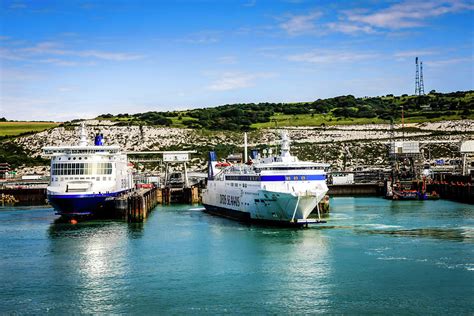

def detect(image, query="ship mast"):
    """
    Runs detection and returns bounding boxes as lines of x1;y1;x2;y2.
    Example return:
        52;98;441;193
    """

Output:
78;123;88;146
280;130;291;157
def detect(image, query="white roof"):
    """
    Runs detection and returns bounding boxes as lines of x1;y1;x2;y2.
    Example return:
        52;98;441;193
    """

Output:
460;140;474;153
42;145;121;155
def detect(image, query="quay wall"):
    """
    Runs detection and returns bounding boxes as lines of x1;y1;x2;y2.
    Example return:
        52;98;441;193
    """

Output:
328;183;384;196
426;183;473;204
0;188;47;205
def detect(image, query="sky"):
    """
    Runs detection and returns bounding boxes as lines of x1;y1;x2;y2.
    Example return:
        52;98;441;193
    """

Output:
1;0;473;121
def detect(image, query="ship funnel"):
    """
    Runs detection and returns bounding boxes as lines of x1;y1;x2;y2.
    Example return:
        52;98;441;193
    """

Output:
78;123;88;146
208;151;218;180
94;133;104;146
250;149;259;160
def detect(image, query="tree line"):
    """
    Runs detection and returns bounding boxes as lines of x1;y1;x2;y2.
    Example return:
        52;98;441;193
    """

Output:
97;90;473;131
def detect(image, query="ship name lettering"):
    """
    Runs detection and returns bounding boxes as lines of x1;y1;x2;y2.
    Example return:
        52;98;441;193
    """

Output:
219;194;240;207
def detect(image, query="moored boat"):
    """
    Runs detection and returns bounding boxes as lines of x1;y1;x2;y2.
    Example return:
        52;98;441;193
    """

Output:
42;124;133;216
202;131;329;226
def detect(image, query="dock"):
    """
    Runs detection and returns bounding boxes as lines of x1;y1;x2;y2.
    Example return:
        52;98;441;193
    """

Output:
328;183;384;196
0;187;47;205
113;186;201;222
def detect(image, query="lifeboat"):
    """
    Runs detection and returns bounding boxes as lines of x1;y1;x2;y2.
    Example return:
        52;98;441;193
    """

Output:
216;162;232;168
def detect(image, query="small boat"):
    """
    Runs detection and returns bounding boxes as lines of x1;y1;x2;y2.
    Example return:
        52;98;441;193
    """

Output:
391;189;419;200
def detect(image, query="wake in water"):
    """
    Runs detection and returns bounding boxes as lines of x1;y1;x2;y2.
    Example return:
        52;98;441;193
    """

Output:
188;207;206;211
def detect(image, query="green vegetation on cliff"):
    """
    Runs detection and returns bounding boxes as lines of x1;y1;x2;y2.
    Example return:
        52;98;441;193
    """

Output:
98;90;473;131
0;142;48;168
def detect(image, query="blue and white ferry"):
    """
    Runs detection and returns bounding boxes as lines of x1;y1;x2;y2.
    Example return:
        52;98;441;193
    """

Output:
42;124;133;216
202;131;329;226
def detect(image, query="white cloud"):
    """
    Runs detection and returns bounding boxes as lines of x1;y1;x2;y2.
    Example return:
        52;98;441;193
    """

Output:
278;1;474;36
243;0;256;7
394;50;438;58
345;0;474;29
207;72;276;91
325;22;375;34
76;50;144;61
287;50;379;64
38;58;85;67
178;31;220;44
217;56;238;64
58;86;75;92
280;11;322;35
425;56;474;67
0;40;145;65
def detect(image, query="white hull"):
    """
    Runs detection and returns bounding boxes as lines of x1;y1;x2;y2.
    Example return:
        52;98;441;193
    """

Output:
202;180;328;223
203;130;330;225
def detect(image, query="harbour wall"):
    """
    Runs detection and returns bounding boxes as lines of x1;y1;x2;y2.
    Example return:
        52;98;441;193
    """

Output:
114;186;200;222
328;183;384;196
0;188;47;205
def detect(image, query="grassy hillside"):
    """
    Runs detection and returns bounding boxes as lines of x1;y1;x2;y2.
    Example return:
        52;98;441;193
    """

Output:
97;90;474;130
0;141;49;168
0;121;59;137
252;110;473;128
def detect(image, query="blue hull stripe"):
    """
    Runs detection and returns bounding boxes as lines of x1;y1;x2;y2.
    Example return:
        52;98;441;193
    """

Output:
261;175;326;181
47;189;130;216
48;189;128;199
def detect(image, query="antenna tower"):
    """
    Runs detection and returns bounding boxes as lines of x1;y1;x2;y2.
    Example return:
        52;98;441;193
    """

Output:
415;57;420;95
419;61;425;95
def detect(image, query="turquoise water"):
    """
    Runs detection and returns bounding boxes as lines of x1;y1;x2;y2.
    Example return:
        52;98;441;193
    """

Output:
0;198;473;314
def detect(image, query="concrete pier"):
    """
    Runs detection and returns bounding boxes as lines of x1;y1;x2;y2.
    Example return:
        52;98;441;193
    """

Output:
113;186;201;222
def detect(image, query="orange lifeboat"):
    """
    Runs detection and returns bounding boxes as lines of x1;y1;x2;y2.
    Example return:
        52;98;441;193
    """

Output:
216;162;232;168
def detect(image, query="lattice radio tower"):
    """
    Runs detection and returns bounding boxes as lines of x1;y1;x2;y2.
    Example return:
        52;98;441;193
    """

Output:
415;57;420;95
419;61;425;95
415;57;425;95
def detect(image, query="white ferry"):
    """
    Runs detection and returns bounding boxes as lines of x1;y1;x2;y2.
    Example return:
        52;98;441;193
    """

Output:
42;124;133;216
202;131;329;226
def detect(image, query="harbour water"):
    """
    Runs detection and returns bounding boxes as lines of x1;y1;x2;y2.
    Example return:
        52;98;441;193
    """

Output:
0;198;472;314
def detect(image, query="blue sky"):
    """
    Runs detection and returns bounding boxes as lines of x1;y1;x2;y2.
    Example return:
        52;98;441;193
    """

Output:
1;0;473;121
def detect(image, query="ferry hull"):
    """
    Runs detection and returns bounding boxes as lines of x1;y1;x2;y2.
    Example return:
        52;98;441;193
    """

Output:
202;203;317;227
48;191;126;216
202;186;328;226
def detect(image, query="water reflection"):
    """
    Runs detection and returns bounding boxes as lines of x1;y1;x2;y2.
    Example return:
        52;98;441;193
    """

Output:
127;222;144;239
48;220;132;313
355;227;474;242
203;218;333;313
